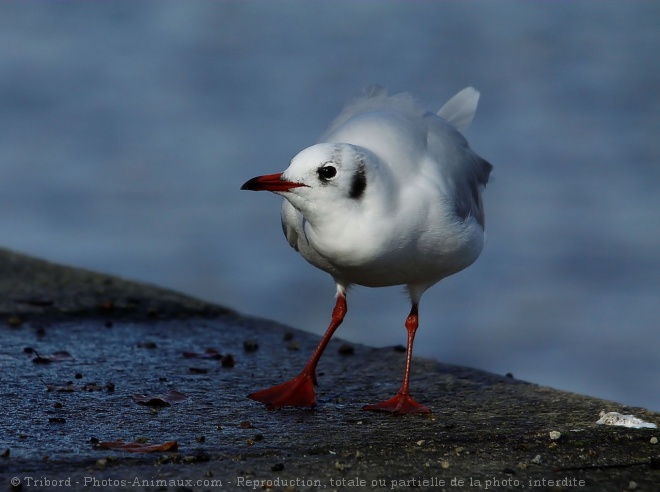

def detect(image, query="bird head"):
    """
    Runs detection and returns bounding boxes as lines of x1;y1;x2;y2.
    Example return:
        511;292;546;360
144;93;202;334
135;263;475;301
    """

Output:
241;143;373;208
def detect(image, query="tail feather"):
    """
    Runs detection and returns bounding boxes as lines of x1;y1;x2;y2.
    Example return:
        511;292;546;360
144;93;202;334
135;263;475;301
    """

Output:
437;87;480;132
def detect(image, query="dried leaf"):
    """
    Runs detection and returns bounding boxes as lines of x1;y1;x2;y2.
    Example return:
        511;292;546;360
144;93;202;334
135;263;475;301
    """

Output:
45;382;76;392
94;440;178;453
82;383;115;392
182;348;222;359
243;340;259;352
31;351;74;364
132;389;188;407
7;316;24;327
14;298;54;307
338;344;355;356
97;300;114;311
45;382;114;392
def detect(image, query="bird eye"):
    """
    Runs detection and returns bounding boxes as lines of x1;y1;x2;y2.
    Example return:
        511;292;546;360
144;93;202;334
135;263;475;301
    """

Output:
317;165;337;182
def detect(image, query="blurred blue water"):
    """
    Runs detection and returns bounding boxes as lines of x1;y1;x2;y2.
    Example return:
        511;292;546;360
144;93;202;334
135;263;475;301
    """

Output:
1;2;659;411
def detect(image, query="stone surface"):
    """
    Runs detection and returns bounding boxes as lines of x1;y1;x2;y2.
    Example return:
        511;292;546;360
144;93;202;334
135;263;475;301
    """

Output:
1;248;658;491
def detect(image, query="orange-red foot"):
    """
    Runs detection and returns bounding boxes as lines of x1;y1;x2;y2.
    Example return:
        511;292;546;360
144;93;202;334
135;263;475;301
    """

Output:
248;371;317;409
363;393;431;415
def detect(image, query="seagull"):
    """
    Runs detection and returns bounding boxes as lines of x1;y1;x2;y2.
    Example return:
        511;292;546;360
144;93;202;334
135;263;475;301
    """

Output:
241;86;492;414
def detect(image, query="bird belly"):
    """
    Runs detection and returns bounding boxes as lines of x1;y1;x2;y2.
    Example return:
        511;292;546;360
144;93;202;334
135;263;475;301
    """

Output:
299;215;484;288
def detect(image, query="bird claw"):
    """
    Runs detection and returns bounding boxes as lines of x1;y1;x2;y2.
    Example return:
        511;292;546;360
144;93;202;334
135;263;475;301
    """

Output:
363;393;431;415
248;371;317;409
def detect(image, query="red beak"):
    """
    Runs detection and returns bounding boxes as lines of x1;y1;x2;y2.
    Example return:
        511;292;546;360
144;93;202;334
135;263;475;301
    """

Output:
241;172;307;192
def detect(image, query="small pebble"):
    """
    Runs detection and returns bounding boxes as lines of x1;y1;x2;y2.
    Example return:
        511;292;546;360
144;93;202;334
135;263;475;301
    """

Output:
650;436;658;444
530;454;542;464
549;431;561;440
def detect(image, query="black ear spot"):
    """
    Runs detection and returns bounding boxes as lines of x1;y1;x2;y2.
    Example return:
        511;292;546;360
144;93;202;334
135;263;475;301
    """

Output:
317;164;337;182
349;162;367;200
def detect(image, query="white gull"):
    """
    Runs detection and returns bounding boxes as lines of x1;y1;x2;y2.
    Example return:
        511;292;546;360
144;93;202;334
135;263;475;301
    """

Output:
241;86;492;414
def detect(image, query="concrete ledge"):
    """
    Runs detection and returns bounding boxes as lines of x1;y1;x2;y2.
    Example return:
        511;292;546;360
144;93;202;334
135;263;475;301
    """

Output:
0;248;230;320
1;248;658;491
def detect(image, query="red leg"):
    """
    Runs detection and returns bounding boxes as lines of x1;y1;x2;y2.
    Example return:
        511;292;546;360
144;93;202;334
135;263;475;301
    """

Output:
248;292;347;409
363;304;431;415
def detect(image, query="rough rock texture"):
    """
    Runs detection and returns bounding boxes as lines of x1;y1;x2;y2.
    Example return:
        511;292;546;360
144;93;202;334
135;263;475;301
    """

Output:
1;248;658;491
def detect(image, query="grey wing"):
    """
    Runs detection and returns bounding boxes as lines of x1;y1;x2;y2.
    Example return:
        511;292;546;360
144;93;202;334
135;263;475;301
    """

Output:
455;150;492;228
426;114;493;228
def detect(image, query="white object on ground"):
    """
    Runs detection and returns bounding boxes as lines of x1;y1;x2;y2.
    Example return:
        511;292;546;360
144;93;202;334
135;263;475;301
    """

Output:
596;411;657;429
